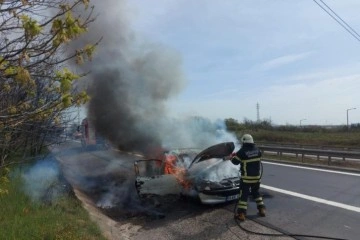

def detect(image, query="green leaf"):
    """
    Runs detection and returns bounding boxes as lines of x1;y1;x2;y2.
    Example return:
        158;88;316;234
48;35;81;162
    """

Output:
4;66;16;76
82;0;90;9
62;95;73;107
20;15;42;39
15;67;32;84
56;68;80;93
83;44;96;61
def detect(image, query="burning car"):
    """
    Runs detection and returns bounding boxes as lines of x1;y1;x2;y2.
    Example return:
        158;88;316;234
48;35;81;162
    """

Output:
134;142;241;204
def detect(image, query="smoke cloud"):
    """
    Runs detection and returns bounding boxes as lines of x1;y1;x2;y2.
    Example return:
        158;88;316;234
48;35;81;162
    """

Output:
70;0;183;153
22;158;72;204
72;0;237;154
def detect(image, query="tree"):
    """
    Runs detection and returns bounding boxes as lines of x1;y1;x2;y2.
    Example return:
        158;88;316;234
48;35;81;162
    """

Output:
225;118;241;132
0;0;99;168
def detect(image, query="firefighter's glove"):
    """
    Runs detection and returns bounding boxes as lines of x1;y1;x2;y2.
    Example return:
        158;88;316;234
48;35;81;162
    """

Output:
229;152;236;159
224;152;236;161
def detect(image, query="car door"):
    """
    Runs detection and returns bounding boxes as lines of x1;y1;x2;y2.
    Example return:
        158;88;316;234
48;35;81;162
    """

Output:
134;159;182;196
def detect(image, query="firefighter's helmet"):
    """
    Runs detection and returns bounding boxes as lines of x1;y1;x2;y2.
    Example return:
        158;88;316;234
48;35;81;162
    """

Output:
241;134;254;144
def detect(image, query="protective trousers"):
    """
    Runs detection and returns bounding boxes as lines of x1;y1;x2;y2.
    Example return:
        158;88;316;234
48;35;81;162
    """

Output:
236;180;265;214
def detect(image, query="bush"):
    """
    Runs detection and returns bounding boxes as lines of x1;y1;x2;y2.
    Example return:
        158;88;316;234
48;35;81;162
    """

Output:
0;167;10;196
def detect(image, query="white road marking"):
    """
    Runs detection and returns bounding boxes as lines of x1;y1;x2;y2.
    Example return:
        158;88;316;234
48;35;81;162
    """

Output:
261;184;360;213
263;161;360;177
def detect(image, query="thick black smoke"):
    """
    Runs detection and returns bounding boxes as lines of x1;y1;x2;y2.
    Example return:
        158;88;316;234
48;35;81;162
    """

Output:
69;0;239;155
71;0;186;154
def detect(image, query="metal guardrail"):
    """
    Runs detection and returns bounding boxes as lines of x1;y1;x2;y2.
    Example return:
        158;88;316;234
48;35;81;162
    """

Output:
258;145;360;165
256;141;360;152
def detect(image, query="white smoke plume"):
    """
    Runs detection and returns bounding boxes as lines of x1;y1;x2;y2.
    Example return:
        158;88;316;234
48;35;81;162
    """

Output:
159;117;239;150
22;159;71;203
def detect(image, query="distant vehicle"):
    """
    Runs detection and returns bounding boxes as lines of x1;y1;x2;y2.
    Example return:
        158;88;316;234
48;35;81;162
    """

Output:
80;118;108;150
134;142;240;204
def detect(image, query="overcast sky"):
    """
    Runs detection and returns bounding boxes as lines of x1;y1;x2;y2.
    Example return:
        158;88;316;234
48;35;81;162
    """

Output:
124;0;360;125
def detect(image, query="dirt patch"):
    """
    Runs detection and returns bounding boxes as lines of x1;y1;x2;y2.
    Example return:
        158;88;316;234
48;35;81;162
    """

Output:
73;189;142;240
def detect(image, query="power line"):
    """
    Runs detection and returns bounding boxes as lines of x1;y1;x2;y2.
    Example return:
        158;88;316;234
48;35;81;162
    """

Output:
319;0;360;39
312;0;360;42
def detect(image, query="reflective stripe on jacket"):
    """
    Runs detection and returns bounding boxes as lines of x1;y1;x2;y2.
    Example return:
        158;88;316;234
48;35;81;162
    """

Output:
231;143;262;183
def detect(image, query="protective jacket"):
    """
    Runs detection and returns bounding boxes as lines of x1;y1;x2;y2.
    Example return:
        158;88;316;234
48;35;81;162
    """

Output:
231;143;262;183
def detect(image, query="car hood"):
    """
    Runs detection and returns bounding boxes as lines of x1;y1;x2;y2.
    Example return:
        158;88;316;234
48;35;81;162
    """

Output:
189;142;235;168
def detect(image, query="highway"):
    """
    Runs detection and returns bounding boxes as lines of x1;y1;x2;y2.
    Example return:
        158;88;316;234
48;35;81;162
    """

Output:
258;161;360;240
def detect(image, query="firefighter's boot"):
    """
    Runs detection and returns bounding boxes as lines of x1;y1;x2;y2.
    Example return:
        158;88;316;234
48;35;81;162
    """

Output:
258;207;266;217
234;212;246;221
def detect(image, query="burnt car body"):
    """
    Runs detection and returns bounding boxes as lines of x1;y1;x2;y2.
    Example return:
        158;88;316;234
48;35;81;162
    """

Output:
134;142;241;204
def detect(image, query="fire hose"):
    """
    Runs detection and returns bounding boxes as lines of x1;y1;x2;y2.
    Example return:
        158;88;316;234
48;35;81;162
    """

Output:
230;162;349;240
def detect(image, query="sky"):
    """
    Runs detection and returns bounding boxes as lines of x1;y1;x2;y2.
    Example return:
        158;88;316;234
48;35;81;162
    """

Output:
117;0;360;126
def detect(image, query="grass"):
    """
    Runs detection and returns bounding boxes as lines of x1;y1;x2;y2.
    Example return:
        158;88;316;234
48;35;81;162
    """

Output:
236;129;360;147
0;174;106;240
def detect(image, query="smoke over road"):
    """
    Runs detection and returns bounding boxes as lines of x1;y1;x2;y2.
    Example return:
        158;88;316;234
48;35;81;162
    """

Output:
72;0;237;153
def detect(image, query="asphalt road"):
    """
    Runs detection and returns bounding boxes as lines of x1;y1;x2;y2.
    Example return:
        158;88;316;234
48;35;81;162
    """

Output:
259;161;360;240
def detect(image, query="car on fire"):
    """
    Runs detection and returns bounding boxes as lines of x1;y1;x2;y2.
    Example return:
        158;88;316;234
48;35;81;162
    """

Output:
134;142;241;204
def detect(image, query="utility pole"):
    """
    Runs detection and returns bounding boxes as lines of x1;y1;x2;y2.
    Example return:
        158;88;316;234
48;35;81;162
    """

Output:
300;118;306;127
256;102;260;122
347;107;356;129
77;106;81;126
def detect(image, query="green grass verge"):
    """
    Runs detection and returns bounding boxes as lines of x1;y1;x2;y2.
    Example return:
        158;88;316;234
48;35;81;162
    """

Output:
0;175;106;240
247;130;360;147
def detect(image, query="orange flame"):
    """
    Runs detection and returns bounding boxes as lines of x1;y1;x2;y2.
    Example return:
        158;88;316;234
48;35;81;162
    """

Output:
164;155;192;190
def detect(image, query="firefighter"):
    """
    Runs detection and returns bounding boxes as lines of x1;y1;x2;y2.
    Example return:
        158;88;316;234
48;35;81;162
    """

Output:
230;134;265;221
